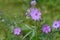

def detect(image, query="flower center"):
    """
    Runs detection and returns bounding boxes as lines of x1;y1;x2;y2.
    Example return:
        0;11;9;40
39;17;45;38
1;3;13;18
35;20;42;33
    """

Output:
45;28;48;31
16;30;19;32
35;13;38;16
55;24;57;26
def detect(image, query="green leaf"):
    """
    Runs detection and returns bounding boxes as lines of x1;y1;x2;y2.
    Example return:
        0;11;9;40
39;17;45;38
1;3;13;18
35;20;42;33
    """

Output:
30;30;36;40
23;31;32;39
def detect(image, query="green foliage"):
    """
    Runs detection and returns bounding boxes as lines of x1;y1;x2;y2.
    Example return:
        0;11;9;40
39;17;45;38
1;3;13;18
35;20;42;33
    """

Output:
0;0;60;40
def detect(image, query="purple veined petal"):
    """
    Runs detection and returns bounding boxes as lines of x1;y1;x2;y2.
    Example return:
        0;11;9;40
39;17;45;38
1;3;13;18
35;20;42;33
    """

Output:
13;27;21;35
30;8;41;16
31;15;41;21
30;8;41;15
42;24;51;34
14;31;20;35
52;21;60;29
45;31;49;34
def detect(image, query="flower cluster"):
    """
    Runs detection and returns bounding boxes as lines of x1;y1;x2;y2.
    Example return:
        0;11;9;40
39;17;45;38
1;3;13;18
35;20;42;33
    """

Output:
13;20;60;35
26;0;41;21
13;0;60;35
42;20;60;34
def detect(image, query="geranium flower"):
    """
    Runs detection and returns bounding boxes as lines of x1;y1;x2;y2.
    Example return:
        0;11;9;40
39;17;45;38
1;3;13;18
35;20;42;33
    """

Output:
13;27;21;35
42;24;51;34
30;8;41;21
52;21;60;29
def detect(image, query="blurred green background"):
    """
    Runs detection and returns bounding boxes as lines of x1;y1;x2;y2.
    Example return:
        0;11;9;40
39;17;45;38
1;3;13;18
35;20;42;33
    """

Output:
0;0;60;40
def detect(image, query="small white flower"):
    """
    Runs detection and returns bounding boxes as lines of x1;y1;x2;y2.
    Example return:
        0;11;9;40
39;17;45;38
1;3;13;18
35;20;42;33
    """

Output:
1;19;5;22
30;0;36;6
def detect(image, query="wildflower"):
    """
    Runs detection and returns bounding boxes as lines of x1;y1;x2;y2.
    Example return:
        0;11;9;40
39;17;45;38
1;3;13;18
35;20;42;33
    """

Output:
52;21;60;29
30;0;36;6
42;24;51;34
13;27;21;35
58;20;60;27
30;8;41;21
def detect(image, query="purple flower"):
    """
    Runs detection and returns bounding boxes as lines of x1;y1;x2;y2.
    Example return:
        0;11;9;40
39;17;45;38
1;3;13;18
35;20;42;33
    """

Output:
30;8;41;21
58;20;60;27
42;24;51;34
13;27;21;35
30;0;36;6
52;21;60;29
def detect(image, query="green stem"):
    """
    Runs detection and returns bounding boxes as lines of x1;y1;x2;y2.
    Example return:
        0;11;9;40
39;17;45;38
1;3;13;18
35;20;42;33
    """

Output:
36;21;38;40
